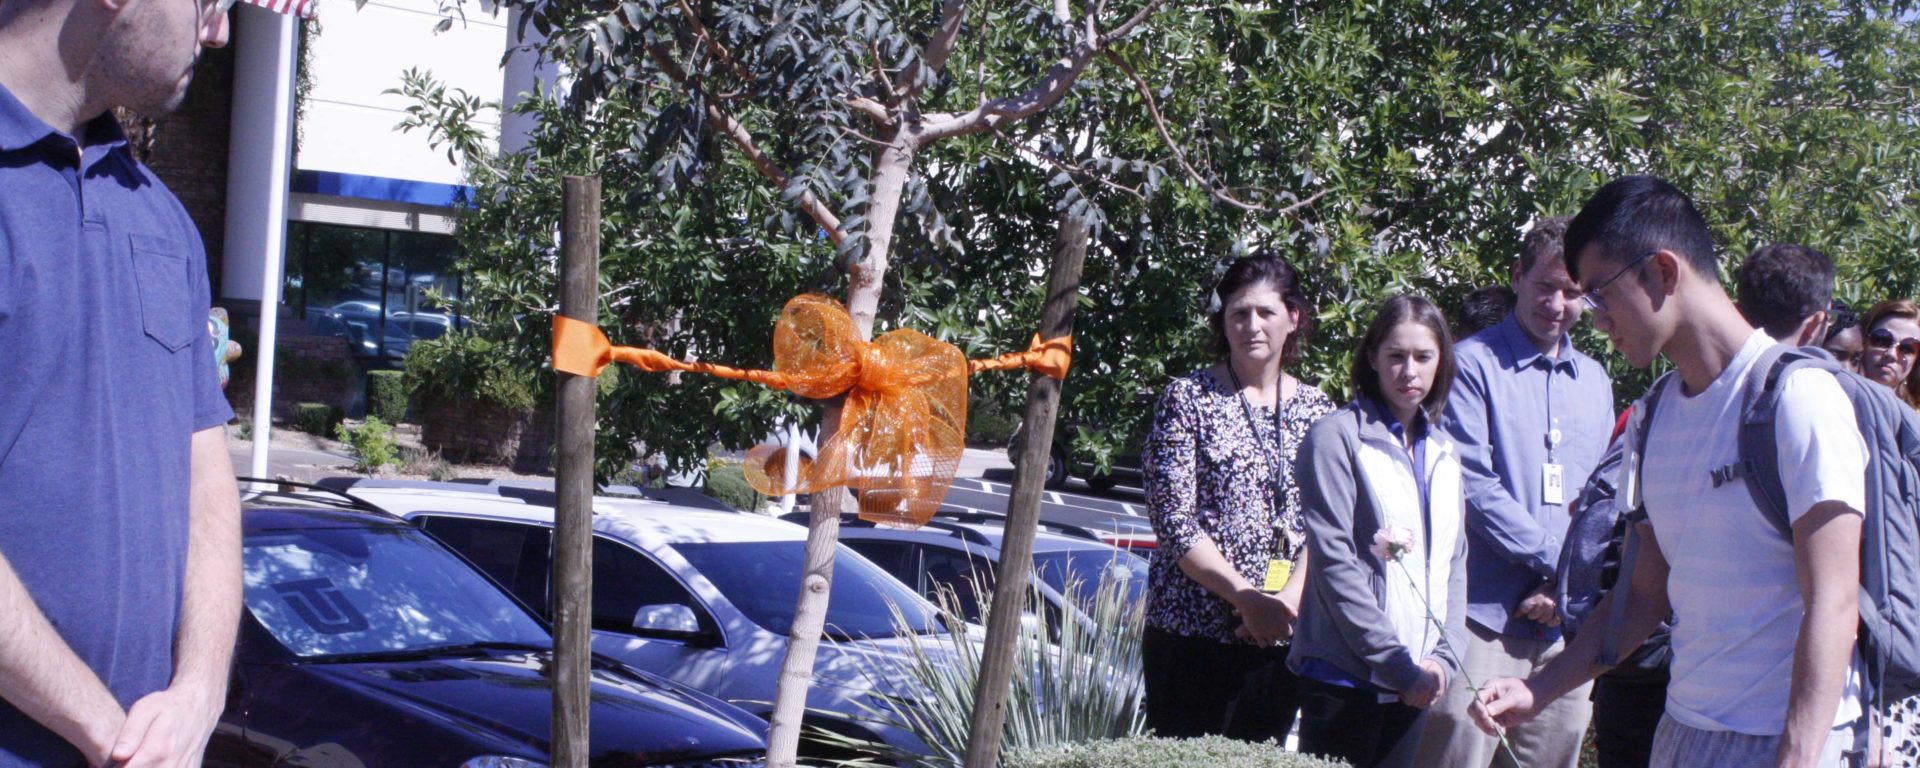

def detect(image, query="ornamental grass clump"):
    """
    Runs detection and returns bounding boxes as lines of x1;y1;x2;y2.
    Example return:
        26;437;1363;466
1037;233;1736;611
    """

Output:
817;571;1146;767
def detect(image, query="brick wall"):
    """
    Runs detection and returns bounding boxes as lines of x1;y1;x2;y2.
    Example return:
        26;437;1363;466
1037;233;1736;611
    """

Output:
226;336;356;421
419;397;554;473
145;39;236;291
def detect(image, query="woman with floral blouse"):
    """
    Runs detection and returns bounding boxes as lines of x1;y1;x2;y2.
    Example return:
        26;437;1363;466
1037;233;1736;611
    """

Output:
1141;252;1337;740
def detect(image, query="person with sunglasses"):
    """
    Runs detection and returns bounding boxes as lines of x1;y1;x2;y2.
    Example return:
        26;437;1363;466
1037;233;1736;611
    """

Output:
1859;300;1920;410
0;0;239;765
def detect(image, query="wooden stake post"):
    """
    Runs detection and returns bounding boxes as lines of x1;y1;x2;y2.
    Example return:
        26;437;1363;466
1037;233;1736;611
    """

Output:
554;175;601;767
963;212;1090;767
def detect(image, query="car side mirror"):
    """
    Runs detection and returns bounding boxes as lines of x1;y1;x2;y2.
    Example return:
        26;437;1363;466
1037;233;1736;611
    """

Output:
632;603;712;645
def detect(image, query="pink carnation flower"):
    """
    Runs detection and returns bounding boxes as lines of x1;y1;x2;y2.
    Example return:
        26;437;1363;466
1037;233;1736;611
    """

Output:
1371;526;1415;562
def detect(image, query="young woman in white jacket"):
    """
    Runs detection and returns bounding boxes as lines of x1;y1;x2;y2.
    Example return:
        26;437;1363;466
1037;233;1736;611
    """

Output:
1288;295;1469;768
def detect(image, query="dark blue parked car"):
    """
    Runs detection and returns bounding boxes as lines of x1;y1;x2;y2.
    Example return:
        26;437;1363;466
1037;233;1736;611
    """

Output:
204;500;768;768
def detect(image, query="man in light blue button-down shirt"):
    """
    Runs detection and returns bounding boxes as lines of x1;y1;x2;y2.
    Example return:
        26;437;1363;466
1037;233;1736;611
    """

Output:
1416;217;1615;768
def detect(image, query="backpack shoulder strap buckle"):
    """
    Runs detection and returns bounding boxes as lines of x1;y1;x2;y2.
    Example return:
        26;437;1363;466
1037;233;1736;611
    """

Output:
1710;460;1754;488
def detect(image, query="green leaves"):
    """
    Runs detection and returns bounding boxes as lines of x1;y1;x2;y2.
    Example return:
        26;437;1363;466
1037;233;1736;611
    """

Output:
405;0;1920;475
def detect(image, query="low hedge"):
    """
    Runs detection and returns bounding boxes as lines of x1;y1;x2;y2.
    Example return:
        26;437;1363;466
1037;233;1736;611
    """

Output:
293;402;343;437
1008;737;1348;768
704;457;764;513
366;369;409;423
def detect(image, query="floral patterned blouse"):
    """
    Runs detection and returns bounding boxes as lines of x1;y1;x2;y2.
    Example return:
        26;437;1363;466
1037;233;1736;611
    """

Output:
1142;368;1338;643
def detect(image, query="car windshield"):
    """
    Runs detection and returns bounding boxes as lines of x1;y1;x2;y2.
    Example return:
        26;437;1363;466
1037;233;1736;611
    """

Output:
1033;547;1150;609
675;542;942;639
243;525;551;659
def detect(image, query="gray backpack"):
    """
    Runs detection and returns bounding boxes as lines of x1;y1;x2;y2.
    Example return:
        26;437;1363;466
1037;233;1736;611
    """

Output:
1603;344;1920;707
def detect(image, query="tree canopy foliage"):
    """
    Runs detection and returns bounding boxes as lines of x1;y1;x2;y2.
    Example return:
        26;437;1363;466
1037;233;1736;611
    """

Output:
400;0;1920;476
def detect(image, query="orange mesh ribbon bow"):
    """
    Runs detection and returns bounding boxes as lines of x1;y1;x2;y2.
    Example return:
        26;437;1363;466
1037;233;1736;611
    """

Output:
552;294;1071;527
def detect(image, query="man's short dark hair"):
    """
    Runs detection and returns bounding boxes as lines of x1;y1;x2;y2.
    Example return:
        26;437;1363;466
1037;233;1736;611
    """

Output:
1735;243;1835;339
1517;216;1571;276
1454;285;1516;340
1562;176;1718;283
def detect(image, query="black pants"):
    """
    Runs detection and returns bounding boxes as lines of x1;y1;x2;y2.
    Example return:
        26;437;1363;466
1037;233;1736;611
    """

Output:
1296;675;1424;768
1141;626;1300;742
1592;671;1669;768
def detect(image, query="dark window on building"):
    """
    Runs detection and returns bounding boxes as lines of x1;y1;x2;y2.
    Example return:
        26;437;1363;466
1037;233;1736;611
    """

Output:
284;221;464;361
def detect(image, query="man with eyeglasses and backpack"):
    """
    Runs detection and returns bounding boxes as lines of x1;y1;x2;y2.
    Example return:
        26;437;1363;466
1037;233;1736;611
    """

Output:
1473;176;1920;767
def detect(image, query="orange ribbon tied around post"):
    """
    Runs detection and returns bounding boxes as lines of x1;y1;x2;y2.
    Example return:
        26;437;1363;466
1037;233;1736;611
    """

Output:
551;294;1071;527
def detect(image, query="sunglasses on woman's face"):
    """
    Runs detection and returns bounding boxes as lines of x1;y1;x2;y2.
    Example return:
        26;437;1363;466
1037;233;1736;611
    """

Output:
1867;327;1920;359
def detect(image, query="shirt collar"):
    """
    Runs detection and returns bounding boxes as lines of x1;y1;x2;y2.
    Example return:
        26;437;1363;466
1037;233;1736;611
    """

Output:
1494;312;1582;378
0;81;58;153
1359;395;1430;444
0;80;128;156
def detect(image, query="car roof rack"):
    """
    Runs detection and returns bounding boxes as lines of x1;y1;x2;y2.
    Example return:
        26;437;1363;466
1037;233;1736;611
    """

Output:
922;509;1106;544
237;476;398;518
317;476;738;514
779;507;1106;548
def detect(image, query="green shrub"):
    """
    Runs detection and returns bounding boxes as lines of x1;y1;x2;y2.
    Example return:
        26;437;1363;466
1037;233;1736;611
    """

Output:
293;402;342;436
336;417;399;473
703;457;763;513
366;369;409;423
1008;737;1348;768
966;394;1022;446
404;331;539;412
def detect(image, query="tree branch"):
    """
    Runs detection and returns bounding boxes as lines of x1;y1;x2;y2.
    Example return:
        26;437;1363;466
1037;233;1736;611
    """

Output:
897;0;969;99
644;45;848;247
917;0;1167;143
1106;50;1319;216
1101;0;1162;43
991;127;1147;202
919;43;1099;141
672;0;753;84
845;96;890;123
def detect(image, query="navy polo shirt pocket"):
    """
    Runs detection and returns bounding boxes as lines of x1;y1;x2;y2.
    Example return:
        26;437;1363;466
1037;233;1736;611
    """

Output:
129;234;193;352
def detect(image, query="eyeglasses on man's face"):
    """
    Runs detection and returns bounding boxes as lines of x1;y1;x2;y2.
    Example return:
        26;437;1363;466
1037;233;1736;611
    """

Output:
1580;250;1658;313
1867;327;1920;360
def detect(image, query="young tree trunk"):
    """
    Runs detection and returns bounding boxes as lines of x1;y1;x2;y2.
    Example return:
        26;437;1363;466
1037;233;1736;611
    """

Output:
962;211;1090;768
553;175;601;768
764;138;910;768
763;418;847;768
842;138;915;335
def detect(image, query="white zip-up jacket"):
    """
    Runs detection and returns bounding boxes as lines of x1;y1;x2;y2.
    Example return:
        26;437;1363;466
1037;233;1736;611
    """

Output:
1288;397;1469;694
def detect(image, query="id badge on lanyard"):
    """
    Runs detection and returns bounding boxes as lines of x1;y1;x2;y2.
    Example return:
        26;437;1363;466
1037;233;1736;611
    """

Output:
1228;368;1296;594
1542;424;1565;505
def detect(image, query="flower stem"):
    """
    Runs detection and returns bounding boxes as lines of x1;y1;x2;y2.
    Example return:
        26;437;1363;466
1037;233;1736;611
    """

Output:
1392;559;1523;768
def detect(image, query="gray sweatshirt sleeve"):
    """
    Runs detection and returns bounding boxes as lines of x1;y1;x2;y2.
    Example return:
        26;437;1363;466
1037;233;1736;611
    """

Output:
1299;415;1424;692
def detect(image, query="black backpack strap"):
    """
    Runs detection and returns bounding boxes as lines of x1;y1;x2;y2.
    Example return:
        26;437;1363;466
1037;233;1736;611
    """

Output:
1601;374;1669;668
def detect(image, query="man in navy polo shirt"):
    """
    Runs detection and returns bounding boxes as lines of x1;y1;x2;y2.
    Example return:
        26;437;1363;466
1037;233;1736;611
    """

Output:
0;0;240;764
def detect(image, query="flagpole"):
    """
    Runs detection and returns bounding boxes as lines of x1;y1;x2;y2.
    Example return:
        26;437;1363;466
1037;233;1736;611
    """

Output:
225;4;300;486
